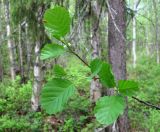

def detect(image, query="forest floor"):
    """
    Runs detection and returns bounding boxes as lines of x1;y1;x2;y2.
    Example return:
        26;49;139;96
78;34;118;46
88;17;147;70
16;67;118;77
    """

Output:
0;55;160;131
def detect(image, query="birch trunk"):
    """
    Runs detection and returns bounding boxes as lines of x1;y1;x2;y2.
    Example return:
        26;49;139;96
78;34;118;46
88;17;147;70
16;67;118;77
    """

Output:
31;6;45;111
26;23;31;79
132;0;141;68
0;48;3;82
31;39;43;111
4;0;16;80
132;0;137;68
0;1;3;81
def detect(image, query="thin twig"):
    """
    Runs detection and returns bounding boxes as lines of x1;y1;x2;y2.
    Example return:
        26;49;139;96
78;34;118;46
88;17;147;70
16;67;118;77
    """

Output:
60;39;90;67
69;0;91;41
132;96;160;110
60;39;160;111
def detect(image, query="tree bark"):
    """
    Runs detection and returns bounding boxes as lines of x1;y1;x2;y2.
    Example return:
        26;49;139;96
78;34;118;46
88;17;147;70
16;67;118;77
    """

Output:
132;0;137;68
31;6;45;111
0;1;4;81
132;0;141;68
145;25;149;56
18;24;25;82
4;0;16;80
25;22;31;79
31;39;43;111
152;0;159;64
107;0;129;131
90;0;102;103
0;48;3;82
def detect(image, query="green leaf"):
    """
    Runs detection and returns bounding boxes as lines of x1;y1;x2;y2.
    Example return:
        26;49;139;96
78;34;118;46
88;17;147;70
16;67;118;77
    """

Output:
53;65;67;78
40;44;65;60
98;62;116;88
94;96;125;125
90;59;103;77
118;80;139;96
90;59;116;88
43;6;71;38
40;78;75;114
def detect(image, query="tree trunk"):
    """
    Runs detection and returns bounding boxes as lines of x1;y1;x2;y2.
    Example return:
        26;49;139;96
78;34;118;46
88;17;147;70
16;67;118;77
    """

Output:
26;22;31;79
90;0;102;103
132;0;141;68
31;39;43;111
0;48;3;82
0;1;3;81
18;24;25;82
132;0;137;68
107;0;129;131
4;0;16;80
152;0;159;64
145;25;149;56
31;6;45;111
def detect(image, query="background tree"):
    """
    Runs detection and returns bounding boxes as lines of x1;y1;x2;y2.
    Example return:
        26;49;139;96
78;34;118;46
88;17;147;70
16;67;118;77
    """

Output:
0;0;160;131
107;0;128;131
4;0;16;80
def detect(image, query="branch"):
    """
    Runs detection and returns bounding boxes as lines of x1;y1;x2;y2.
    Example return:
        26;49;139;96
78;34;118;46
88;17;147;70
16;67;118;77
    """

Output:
60;39;160;111
59;39;90;67
126;0;141;27
60;38;160;111
69;0;91;42
132;96;160;110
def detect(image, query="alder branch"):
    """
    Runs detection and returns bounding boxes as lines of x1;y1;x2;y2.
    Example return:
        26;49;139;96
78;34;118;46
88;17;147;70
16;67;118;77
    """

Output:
59;39;90;67
58;40;160;110
59;1;160;110
132;96;160;110
60;38;160;110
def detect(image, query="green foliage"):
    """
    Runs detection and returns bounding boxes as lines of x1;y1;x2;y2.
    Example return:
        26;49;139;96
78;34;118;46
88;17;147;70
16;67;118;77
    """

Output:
0;77;49;131
66;57;90;88
62;118;74;132
40;6;139;127
98;62;116;88
41;44;65;60
0;115;30;131
0;76;32;112
94;96;125;125
90;59;116;88
41;78;75;114
44;6;71;38
128;55;160;131
53;65;67;78
90;58;103;77
40;6;75;115
118;80;139;96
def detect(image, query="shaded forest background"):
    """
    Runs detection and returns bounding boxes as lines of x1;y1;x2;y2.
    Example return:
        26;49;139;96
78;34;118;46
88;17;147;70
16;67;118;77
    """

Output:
0;0;160;131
